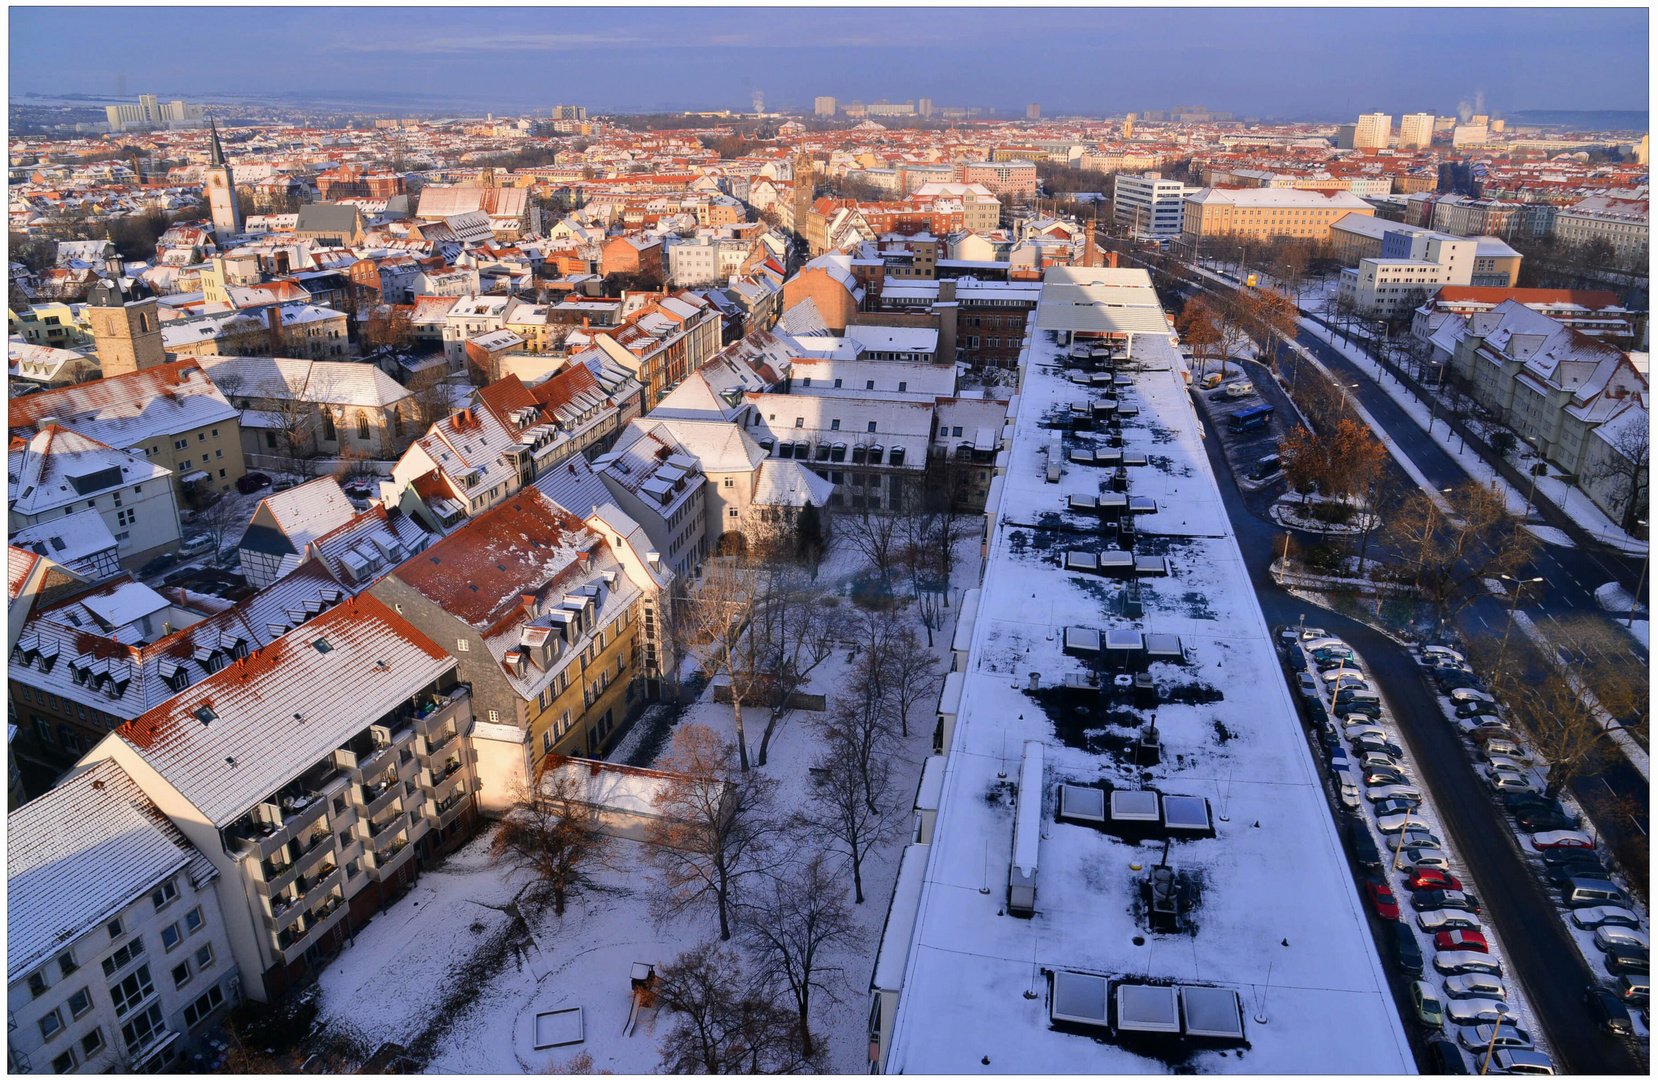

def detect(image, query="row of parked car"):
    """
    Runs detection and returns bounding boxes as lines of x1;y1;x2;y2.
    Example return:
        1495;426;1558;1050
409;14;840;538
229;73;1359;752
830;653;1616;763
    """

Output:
1279;626;1549;1075
1415;643;1649;1041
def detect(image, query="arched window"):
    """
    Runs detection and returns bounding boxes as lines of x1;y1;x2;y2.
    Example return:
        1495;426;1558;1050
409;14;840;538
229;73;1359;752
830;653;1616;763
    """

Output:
356;412;370;440
321;409;337;442
393;407;404;437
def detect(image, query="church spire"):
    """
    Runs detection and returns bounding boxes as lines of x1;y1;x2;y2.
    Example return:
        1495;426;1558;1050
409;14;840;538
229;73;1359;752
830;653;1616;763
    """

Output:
208;116;226;167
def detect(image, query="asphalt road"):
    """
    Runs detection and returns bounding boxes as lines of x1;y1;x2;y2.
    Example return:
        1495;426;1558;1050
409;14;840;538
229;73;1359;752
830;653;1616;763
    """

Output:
1193;396;1644;1075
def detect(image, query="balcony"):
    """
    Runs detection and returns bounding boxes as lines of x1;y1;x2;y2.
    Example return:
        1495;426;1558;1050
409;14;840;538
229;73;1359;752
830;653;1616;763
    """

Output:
428;766;466;804
368;837;415;882
424;753;465;787
257;835;335;898
368;817;407;855
361;778;404;818
432;792;470;830
273;891;349;963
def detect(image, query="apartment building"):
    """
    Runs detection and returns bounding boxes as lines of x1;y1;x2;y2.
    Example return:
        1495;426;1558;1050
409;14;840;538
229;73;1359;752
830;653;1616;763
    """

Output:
7;759;240;1073
1396;113;1436;150
588;292;722;410
744;393;935;512
1329;213;1522;288
236;477;359;589
1438;301;1648;502
81;594;481;1001
8;562;351;764
8;426;181;571
441;294;523;367
1353;113;1391;149
8;358;245;504
1553;196;1649;263
1180;188;1374;244
369;489;674;801
1409;287;1638;349
1112;172;1194;238
958;160;1037;200
539;428;709;575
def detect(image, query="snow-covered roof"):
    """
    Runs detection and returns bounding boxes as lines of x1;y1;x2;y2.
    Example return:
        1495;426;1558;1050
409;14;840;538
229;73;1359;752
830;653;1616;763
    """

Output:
7;357;238;450
198;355;412;409
7;759;217;982
883;267;1414;1074
8;426;172;517
241;476;359;557
844;325;939;356
791;359;957;401
10;508;118;570
116;594;454;827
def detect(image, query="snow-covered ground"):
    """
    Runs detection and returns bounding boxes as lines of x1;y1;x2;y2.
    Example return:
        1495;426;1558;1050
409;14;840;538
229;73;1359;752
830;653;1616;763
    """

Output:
884;318;1413;1072
1595;582;1650;650
308;531;964;1074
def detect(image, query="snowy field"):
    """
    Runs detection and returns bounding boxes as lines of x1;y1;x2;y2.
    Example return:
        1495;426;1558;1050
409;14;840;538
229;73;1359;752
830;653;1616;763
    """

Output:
309;533;966;1074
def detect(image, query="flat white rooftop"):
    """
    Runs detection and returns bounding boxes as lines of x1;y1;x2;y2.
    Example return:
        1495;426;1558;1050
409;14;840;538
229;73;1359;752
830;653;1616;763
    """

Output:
883;268;1413;1074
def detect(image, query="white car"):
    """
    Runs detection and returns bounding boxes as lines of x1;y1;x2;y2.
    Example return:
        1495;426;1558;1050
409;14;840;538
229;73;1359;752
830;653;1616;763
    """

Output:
1323;670;1370;689
1448;687;1493;703
1223;380;1255;398
1594;926;1648;952
1571;905;1641;931
1425;646;1468;665
1367;785;1423;805
1444;973;1507;1001
1378;813;1427;834
1391;829;1443;852
178;534;213;557
1345;723;1388;742
1400;848;1452;871
1435;951;1503;978
1446;998;1513;1026
1481;740;1533;764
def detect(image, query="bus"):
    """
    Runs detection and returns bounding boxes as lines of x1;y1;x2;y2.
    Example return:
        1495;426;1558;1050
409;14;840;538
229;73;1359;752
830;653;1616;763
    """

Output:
1228;404;1275;433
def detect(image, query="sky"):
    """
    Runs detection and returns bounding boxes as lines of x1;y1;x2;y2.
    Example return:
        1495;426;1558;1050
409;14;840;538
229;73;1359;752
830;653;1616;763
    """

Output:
7;6;1650;120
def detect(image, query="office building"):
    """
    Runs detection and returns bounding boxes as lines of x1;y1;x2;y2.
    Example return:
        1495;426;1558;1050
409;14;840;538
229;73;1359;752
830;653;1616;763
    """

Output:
1026;103;1041;120
1112;172;1194;237
814;96;837;118
1181;187;1374;244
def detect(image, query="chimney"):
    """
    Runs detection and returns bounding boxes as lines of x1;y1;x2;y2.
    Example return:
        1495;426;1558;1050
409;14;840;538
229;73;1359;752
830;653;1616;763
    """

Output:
1104;250;1119;269
266;306;284;355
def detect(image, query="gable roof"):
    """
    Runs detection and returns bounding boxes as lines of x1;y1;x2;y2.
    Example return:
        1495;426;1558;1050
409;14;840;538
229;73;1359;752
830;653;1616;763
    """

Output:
240;476;358;557
7;357;238;449
387;488;598;633
8;426;172;517
116;594;454;826
7;759;217;981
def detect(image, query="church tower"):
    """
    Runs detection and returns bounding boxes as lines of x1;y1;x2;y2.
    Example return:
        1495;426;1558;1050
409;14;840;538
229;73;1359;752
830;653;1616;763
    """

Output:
87;267;165;378
203;117;243;241
792;151;816;244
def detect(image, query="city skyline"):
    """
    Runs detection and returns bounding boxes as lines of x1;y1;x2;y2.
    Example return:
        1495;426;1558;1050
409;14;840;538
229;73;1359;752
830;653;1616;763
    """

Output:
8;6;1650;120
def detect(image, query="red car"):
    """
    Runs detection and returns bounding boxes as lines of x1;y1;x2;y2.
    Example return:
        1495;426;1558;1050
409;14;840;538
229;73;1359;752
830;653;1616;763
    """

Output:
1364;879;1401;920
1435;930;1489;953
1405;868;1464;893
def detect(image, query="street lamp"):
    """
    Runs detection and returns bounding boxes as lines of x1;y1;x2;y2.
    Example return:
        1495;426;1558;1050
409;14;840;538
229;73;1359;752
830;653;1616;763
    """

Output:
1629;519;1649;631
1496;574;1545;668
1521;436;1545;522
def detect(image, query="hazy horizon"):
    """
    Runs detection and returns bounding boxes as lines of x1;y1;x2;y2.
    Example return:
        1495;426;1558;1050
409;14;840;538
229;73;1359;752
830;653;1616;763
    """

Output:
8;6;1650;121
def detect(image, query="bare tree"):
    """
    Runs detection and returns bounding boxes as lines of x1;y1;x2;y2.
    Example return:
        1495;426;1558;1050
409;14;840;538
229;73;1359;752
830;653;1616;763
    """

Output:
654;942;815;1075
800;740;900;904
260;377;318;479
489;762;613;917
1586;417;1650;536
194;493;245;567
751;564;837;767
681;557;768;771
646;725;785;941
738;855;863;1057
835;504;903;588
813;607;904;812
1385;480;1539;631
883;623;943;738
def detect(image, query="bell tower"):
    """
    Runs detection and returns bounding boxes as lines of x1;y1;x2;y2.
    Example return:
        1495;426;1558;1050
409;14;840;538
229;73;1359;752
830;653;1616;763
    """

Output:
87;275;165;378
204;116;243;241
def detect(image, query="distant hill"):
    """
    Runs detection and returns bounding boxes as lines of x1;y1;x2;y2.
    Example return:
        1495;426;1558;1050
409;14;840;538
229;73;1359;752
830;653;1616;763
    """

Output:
1505;110;1648;132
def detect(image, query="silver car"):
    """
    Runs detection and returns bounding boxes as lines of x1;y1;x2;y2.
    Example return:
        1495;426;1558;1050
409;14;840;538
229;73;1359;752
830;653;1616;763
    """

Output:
1434;951;1503;978
1443;973;1507;1001
1445;998;1513;1026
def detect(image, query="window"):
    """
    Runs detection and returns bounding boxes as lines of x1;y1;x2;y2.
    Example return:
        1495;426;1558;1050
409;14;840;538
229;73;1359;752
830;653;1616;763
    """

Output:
183;985;224;1028
793;417;804;428
109;964;155;1016
357;413;371;440
829;419;840;431
108;918;124;940
120;1002;165;1055
151;879;178;911
456;638;469;653
898;381;907;392
172;961;192;989
867;421;878;433
39;1010;63;1040
58;951;78;977
52;1050;75;1074
161;923;182;951
174;438;189;451
195;943;214;970
81;1028;104;1058
29;971;48;997
68;988;93;1018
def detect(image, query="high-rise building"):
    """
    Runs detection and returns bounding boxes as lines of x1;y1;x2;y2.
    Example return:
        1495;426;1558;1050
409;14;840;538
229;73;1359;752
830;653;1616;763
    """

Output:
1026;103;1041;120
814;96;838;117
1397;113;1436;150
138;93;160;124
203;117;243;241
1112;172;1193;237
918;98;933;118
1354;112;1391;149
